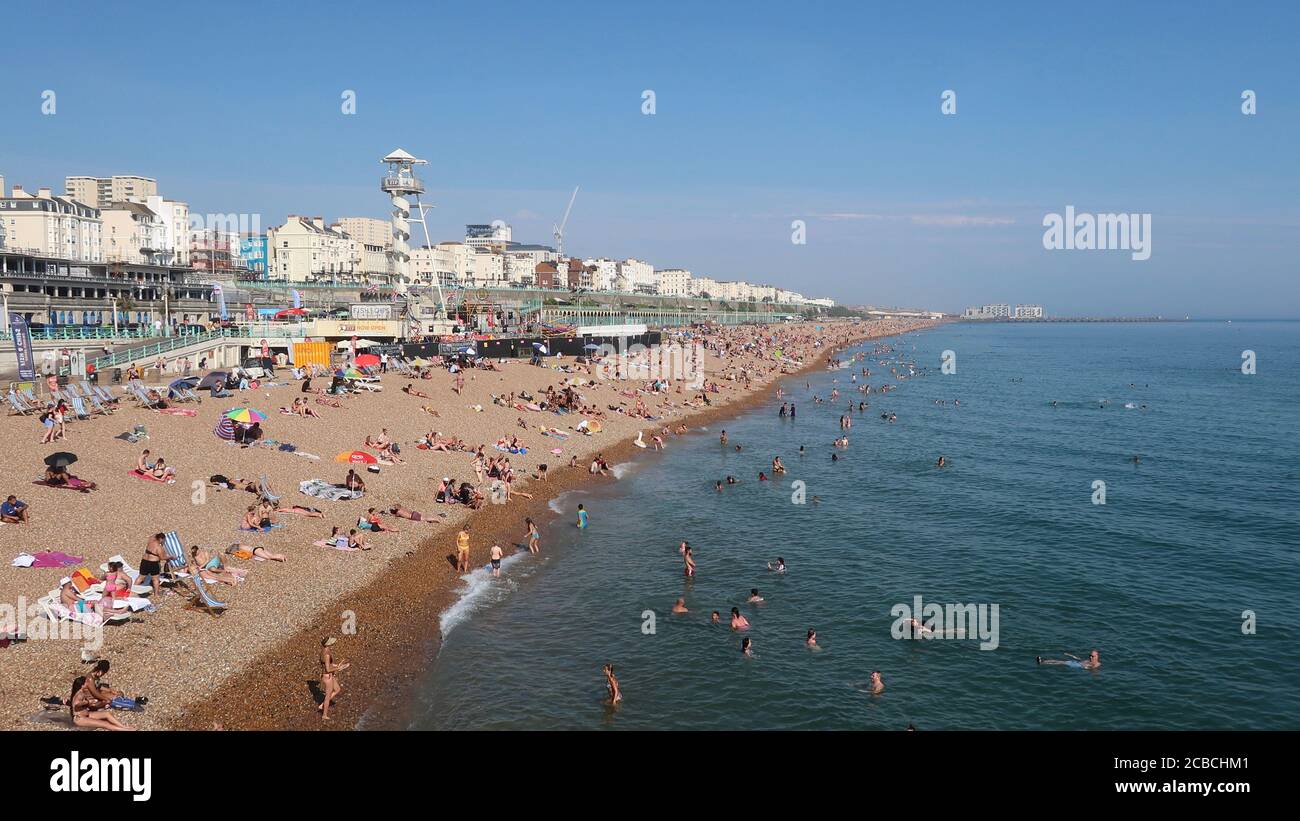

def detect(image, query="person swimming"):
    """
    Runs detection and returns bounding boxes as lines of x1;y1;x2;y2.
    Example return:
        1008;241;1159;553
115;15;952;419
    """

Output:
747;588;764;603
1037;649;1101;670
710;610;721;624
806;628;818;647
936;455;946;468
671;598;688;614
730;607;749;630
767;557;786;573
741;637;754;657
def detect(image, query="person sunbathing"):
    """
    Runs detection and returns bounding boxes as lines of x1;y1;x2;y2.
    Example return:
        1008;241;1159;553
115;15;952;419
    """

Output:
241;505;276;532
364;429;392;449
349;528;370;551
403;384;433;399
316;394;343;408
361;507;399;532
44;465;96;491
376;442;404;464
149;457;176;482
226;542;286;562
60;579;106;621
70;676;133;731
276;504;324;518
293;397;322;418
190;545;246;586
389;504;443;523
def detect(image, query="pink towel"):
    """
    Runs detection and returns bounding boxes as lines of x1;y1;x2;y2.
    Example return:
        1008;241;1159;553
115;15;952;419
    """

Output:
31;551;84;568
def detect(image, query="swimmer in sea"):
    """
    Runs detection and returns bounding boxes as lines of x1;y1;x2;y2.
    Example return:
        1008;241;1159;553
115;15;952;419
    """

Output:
1037;649;1101;670
936;455;946;468
748;588;764;603
767;557;786;573
758;472;768;482
799;445;805;457
806;628;818;648
726;476;740;485
672;598;688;614
683;545;696;577
720;430;728;445
603;664;622;704
831;453;839;462
907;618;935;638
868;671;884;694
715;480;724;491
772;456;786;473
730;607;750;630
741;637;754;657
711;611;721;624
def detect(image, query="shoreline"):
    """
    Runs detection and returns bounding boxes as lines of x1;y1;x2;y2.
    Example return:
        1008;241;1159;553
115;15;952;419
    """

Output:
175;322;938;730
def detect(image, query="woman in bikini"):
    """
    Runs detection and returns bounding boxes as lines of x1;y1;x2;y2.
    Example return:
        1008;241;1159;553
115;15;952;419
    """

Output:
190;545;246;586
318;637;349;721
70;676;134;731
525;517;540;554
226;542;287;562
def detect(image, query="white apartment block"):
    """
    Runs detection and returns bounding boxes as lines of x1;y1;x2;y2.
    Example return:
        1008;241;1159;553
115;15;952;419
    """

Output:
465;222;512;250
749;284;777;303
268;216;355;282
804;297;836;308
775;288;805;305
101;201;167;265
65;175;157;209
657;268;693;297
583;258;621;291
0;185;102;262
145;195;189;266
332;217;394;281
1015;304;1044;318
618;258;656;293
691;276;718;298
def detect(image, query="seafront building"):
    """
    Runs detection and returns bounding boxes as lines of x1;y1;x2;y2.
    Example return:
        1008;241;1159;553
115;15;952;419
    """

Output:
65;175;158;209
963;303;1045;319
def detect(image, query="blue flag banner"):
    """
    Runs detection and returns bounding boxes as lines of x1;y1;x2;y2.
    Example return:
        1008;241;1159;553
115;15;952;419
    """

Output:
10;315;36;381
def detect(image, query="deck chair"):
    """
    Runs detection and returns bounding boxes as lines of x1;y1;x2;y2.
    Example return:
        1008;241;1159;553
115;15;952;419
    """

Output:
128;382;163;409
36;590;131;628
68;396;95;420
20;388;42;407
257;474;280;503
6;392;37;416
84;393;113;415
161;532;227;614
89;384;120;404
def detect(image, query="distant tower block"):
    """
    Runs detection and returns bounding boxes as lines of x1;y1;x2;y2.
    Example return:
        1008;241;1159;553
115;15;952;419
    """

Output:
380;148;428;283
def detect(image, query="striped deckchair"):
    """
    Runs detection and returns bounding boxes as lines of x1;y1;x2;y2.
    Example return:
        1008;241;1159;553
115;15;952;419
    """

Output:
257;474;280;503
7;391;37;416
68;396;94;420
161;531;227;614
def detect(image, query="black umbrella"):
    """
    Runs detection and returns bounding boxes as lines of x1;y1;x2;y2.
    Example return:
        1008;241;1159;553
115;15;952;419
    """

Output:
44;452;78;468
198;371;229;390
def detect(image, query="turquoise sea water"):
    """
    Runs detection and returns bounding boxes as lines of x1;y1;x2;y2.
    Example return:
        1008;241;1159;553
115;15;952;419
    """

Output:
408;322;1300;730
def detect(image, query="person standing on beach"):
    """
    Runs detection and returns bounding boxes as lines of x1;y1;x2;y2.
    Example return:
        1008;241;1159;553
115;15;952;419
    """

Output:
456;526;471;572
525;517;540;554
318;637;349;721
489;543;504;577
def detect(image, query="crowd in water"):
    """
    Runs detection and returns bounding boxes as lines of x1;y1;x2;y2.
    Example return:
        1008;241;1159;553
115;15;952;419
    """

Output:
590;326;1102;717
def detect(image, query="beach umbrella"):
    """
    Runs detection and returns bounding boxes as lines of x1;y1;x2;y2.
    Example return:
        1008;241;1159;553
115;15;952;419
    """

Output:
274;307;308;320
44;451;78;468
531;342;549;355
169;376;199;390
214;418;237;440
354;353;380;367
409;357;431;367
225;407;267;424
335;450;378;464
198;371;228;390
343;368;365;379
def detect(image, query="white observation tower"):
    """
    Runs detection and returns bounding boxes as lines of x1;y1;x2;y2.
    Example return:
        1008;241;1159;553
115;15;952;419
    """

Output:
381;148;447;321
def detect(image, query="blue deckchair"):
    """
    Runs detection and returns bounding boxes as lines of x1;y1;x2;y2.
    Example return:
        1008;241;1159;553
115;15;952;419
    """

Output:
161;532;228;614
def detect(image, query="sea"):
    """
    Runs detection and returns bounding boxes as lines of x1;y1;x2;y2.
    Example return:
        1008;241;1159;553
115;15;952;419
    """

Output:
399;321;1300;730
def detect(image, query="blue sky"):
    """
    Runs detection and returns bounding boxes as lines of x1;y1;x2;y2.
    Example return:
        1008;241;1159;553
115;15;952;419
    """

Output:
2;1;1297;316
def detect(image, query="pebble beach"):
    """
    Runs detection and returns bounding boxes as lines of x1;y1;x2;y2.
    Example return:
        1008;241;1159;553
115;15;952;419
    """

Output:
0;319;937;730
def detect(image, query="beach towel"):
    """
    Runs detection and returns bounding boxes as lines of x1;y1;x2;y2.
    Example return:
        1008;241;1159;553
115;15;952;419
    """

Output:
494;445;527;455
299;479;361;502
311;539;358;552
27;551;84;568
128;469;174;484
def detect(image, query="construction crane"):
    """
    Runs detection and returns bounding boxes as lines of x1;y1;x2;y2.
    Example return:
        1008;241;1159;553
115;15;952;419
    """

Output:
552;185;579;261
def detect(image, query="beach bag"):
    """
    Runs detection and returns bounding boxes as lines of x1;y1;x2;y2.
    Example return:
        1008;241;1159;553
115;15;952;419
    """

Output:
227;545;255;560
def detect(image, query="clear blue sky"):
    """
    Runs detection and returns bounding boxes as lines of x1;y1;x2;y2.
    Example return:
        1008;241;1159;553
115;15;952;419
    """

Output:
2;1;1297;316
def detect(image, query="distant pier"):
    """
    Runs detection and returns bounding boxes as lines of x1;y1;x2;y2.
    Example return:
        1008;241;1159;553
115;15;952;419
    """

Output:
958;316;1180;324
